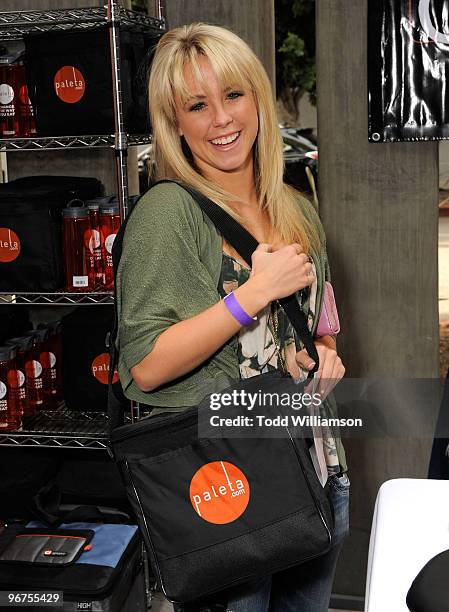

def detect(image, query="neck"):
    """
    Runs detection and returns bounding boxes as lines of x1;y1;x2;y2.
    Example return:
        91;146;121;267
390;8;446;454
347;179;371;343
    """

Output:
197;158;258;208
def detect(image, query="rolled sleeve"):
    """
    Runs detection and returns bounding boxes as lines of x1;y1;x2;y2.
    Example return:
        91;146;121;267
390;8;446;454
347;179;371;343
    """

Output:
116;183;222;391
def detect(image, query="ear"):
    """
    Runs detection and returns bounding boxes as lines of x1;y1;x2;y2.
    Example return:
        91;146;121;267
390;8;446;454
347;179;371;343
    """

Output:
177;124;184;137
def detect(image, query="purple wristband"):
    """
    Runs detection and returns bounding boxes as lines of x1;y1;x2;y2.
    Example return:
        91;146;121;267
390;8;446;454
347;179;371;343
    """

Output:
223;291;257;326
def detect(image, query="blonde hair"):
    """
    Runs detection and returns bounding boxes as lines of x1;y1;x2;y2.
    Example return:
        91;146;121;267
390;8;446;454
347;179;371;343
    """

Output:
148;23;320;253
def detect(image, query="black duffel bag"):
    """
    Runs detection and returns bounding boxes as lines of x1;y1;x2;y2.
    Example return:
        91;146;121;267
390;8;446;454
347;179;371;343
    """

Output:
108;182;334;604
62;306;123;412
0;175;103;292
24;26;158;136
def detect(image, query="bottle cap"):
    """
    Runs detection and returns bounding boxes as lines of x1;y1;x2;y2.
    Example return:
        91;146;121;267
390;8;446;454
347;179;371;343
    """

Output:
29;329;49;344
38;322;61;335
100;202;120;215
86;200;100;212
5;336;33;352
62;206;88;219
0;346;16;361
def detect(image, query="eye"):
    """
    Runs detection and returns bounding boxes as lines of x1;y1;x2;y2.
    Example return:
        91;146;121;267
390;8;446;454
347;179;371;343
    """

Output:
227;91;243;100
189;101;205;112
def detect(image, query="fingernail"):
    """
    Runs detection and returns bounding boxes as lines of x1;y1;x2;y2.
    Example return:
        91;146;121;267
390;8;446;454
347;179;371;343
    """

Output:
307;361;316;370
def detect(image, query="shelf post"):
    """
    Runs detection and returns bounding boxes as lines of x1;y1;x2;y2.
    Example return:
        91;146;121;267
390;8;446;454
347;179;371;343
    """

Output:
107;0;129;223
154;0;165;21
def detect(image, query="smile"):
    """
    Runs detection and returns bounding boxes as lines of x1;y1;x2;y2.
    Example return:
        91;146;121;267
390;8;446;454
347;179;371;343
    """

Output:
210;131;241;146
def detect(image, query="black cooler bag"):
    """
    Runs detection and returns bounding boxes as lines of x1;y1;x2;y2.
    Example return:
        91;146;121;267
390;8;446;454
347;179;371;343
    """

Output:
0;175;103;292
62;307;123;411
24;26;158;136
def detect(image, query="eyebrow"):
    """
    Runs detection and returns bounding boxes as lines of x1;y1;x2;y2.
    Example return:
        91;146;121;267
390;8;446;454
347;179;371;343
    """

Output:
184;86;241;105
185;94;207;102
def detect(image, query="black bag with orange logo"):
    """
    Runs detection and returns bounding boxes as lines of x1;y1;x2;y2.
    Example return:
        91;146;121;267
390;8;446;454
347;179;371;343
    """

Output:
108;182;334;604
24;26;159;136
62;306;123;412
0;176;103;292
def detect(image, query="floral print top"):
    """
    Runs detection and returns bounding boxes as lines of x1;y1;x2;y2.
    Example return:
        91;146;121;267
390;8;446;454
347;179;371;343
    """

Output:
218;251;340;476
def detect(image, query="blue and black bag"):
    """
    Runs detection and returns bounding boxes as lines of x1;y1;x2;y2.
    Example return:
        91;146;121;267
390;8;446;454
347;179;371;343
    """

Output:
0;497;146;612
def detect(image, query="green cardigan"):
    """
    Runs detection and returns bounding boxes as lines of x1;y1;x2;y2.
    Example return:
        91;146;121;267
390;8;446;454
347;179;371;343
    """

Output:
116;182;347;470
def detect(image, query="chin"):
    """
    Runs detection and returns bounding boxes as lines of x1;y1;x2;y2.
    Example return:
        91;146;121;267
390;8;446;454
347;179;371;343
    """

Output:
211;156;252;174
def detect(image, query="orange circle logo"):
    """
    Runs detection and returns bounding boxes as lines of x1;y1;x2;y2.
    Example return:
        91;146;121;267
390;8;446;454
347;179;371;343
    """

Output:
54;66;85;104
189;461;250;524
0;228;20;263
91;353;119;385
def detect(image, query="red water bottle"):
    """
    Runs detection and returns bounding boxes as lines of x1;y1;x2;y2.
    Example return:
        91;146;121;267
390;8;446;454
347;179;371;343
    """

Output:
24;331;45;414
0;346;21;430
5;337;29;421
86;200;104;288
33;328;57;408
62;204;95;292
99;202;121;290
47;321;63;403
38;323;63;404
16;62;36;137
0;55;19;137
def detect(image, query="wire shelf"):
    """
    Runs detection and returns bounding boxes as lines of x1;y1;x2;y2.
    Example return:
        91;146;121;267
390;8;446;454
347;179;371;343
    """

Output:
0;291;114;306
0;405;147;450
0;6;165;40
0;134;151;152
0;406;109;449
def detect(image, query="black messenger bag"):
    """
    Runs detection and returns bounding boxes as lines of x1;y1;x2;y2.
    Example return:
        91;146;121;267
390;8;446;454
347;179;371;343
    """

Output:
108;181;334;604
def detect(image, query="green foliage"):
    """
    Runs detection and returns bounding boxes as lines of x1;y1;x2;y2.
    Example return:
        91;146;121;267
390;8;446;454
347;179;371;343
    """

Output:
276;0;316;114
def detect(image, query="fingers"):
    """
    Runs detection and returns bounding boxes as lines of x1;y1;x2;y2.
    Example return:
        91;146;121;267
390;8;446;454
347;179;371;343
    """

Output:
314;346;345;400
289;243;303;256
303;261;314;281
296;344;345;401
295;348;316;372
282;245;314;285
254;243;273;253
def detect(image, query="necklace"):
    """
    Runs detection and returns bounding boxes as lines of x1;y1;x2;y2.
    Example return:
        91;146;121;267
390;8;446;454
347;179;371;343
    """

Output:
271;302;287;374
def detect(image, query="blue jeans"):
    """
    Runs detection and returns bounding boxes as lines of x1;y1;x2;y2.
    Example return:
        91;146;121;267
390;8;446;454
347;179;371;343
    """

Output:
173;473;350;612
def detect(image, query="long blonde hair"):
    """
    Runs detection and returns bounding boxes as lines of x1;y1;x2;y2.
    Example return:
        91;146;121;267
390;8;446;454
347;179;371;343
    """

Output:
148;23;320;253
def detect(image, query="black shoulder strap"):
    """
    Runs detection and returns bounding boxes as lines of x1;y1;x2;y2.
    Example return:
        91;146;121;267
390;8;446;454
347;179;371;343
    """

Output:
108;180;319;431
31;482;130;527
162;181;319;371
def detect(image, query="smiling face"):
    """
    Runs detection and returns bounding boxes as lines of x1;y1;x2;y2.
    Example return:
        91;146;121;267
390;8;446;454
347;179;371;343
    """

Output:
174;55;259;183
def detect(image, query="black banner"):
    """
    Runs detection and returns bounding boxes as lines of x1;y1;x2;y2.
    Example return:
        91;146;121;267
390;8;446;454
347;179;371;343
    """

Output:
369;0;449;142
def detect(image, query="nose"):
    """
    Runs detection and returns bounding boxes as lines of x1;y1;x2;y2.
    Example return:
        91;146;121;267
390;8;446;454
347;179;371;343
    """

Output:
212;102;233;128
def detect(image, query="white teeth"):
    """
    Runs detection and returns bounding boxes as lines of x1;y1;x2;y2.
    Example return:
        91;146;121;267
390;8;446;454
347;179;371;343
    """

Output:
211;132;240;145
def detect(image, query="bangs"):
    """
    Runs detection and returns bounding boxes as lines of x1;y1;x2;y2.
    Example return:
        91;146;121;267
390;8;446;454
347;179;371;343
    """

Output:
170;42;251;108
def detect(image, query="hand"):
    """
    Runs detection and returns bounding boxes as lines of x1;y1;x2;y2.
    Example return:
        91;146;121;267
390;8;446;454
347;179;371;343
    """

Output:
250;243;315;303
295;335;345;400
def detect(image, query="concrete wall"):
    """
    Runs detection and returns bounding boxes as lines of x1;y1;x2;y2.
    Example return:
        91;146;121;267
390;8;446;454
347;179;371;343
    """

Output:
317;1;440;604
152;0;276;90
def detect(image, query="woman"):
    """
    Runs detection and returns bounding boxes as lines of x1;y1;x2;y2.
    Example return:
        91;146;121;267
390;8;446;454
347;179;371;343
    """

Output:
116;23;349;612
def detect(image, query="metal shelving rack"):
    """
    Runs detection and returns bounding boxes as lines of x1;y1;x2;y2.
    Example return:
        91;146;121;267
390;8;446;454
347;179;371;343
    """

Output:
0;6;163;39
0;291;114;306
0;405;147;450
0;1;165;449
0;406;110;450
0;133;151;152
